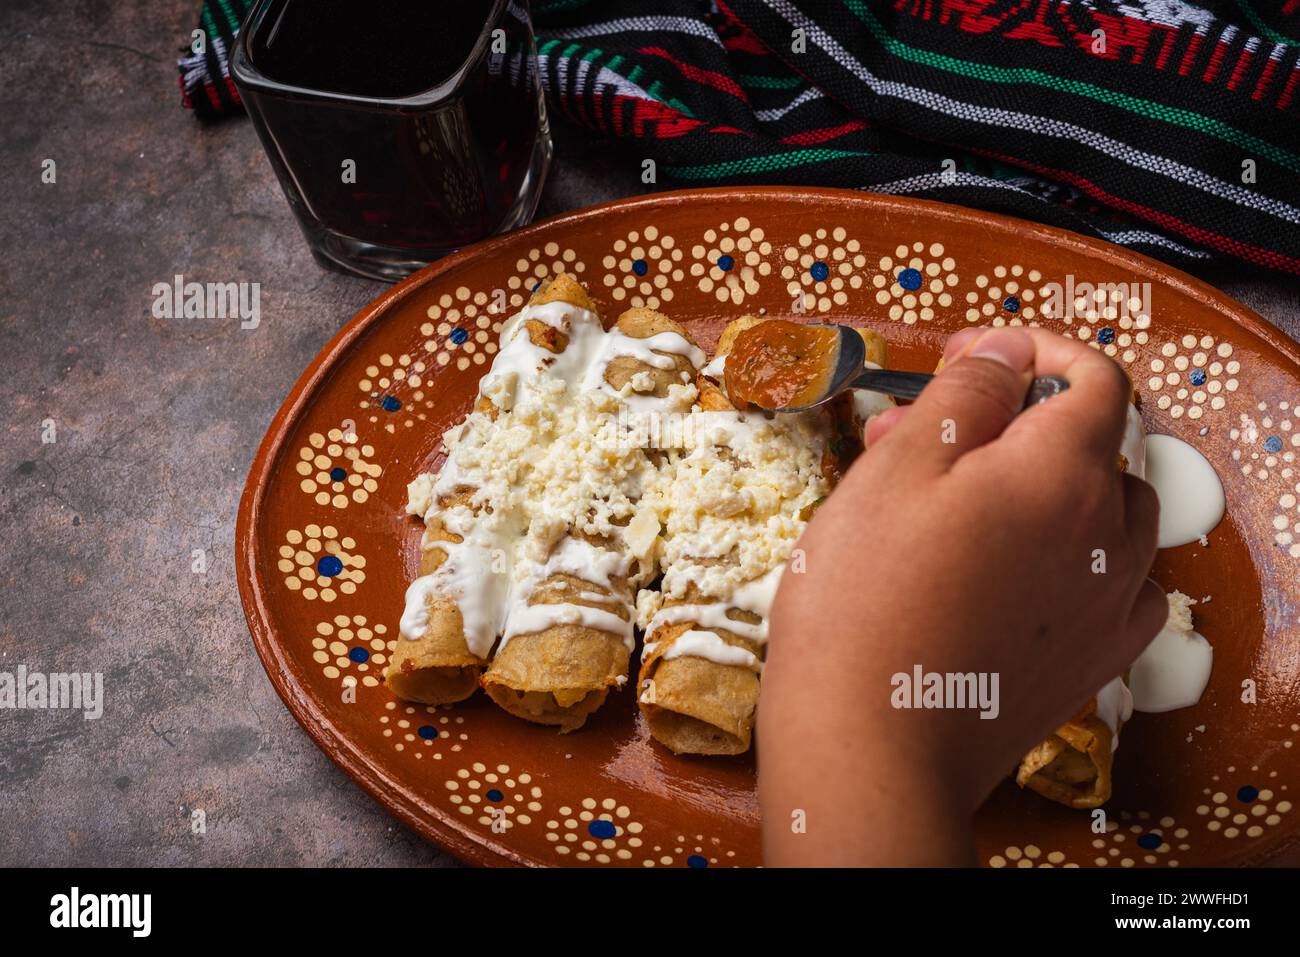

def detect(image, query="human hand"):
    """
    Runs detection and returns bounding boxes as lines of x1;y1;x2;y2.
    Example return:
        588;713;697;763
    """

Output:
758;327;1165;866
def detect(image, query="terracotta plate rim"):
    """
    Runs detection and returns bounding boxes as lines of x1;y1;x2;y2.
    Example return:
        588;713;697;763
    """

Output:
235;186;1300;868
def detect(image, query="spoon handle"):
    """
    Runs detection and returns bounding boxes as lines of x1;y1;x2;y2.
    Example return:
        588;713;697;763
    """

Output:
850;370;1070;409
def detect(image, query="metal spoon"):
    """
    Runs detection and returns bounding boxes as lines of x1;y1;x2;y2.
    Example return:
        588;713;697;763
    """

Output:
768;323;1069;413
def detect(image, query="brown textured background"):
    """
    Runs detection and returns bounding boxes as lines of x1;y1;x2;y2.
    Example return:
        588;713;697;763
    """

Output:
1;0;1297;866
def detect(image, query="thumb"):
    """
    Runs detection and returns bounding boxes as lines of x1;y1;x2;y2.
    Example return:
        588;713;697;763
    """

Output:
878;328;1035;475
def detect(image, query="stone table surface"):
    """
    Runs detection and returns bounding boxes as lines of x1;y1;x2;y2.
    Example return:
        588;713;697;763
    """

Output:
1;0;1298;867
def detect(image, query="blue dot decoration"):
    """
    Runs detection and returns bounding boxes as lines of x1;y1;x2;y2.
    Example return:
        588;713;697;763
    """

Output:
380;395;401;412
717;254;734;272
897;267;923;291
1002;295;1021;313
1265;435;1283;454
449;327;469;345
329;466;347;482
810;260;830;282
317;555;344;578
486;788;504;802
632;259;648;276
1189;368;1207;386
1097;327;1115;345
1136;833;1163;850
417;725;437;740
347;647;369;664
588;820;617;840
1238;784;1259;803
531;280;542;292
687;855;708;868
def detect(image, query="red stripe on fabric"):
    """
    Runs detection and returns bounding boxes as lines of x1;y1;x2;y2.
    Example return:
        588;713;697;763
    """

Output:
710;125;750;135
638;46;749;101
712;0;770;55
204;82;222;111
1203;39;1229;84
1253;53;1280;101
1280;65;1300;110
1285;0;1299;14
628;96;705;138
974;149;1300;274
1178;33;1203;76
1153;26;1176;71
225;76;242;106
1227;49;1253;91
781;120;867;145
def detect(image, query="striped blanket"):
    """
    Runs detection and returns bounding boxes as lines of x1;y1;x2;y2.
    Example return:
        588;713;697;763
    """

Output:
179;0;1300;275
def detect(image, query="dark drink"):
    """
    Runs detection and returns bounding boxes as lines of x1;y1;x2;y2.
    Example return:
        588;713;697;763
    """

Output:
233;0;551;280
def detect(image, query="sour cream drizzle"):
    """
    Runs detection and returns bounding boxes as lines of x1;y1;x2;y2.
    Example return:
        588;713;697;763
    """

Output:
400;298;711;662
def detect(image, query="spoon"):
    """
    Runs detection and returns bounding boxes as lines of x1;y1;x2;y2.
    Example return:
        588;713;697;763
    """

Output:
764;323;1069;413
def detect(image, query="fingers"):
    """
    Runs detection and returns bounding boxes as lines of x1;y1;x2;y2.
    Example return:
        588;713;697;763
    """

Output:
1121;472;1160;564
1000;329;1132;466
1122;577;1169;659
864;405;909;447
942;327;983;364
875;329;1035;475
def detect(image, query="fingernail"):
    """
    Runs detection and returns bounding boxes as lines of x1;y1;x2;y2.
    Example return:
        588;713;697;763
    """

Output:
942;328;981;362
968;329;1034;372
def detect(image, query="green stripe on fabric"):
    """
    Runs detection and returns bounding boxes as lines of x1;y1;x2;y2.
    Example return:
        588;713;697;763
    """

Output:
1233;0;1300;43
668;148;868;179
843;0;1300;174
537;38;561;55
665;96;696;118
581;47;604;63
211;0;243;33
737;73;803;89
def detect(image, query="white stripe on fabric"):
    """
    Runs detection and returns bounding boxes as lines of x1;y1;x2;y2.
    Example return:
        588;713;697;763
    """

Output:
542;17;724;48
753;87;826;121
761;0;1300;224
865;173;1213;258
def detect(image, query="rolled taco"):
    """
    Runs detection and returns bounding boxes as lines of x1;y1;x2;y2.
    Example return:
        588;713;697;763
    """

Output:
1015;676;1132;808
479;304;706;731
636;315;870;755
638;573;775;755
385;273;602;704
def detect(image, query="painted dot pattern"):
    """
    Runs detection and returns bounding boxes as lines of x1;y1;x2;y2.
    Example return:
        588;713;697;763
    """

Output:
506;243;586;309
872;241;958;324
782;226;868;314
691;217;772;305
1039;280;1153;365
296;429;381;508
278;525;366;602
1196;768;1293;841
1231;403;1300;543
965;265;1042;326
603;226;683;309
986;844;1078;869
383;700;467;756
312;615;390;687
1146;336;1236;420
447;763;539;831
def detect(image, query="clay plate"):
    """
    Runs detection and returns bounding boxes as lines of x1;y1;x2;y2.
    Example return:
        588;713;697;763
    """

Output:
237;187;1300;868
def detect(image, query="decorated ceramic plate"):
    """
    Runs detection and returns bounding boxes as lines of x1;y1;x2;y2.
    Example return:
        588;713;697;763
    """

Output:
237;187;1300;868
